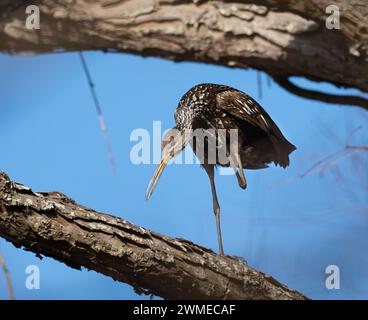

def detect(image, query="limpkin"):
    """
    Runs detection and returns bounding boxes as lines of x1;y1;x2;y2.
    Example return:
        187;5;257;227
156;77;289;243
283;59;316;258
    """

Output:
146;83;296;255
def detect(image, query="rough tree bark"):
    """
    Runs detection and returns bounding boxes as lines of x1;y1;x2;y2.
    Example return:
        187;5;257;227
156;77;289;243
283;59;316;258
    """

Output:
0;0;367;108
0;172;307;300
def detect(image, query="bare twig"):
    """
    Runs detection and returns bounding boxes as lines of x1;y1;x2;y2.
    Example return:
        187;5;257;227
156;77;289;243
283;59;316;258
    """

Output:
266;75;272;88
257;72;263;100
346;145;368;152
79;52;117;173
271;126;367;188
345;125;363;145
299;126;367;178
0;252;15;300
298;147;349;178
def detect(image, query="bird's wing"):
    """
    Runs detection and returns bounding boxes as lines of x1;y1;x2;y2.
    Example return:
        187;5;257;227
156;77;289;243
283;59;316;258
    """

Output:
216;89;283;138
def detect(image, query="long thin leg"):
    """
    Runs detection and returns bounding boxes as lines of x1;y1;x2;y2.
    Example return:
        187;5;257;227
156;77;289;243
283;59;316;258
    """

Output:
205;165;224;255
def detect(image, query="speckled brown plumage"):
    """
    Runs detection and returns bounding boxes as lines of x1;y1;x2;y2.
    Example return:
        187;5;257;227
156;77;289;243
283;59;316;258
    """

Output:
148;83;296;255
174;83;296;170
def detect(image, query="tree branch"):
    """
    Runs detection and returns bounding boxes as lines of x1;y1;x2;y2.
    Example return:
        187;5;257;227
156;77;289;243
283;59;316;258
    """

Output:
273;76;368;111
0;172;307;300
242;0;368;49
1;0;367;109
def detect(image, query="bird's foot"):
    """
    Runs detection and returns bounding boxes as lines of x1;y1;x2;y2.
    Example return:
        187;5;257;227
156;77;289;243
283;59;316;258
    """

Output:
236;173;247;189
230;255;248;265
238;180;247;189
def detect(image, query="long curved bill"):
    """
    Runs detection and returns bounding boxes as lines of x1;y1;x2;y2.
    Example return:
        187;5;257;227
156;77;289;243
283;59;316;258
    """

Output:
145;152;172;200
146;131;191;200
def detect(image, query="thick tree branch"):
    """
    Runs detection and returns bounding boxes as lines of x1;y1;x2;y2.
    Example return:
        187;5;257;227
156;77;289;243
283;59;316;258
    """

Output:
0;0;367;109
242;0;368;49
0;172;307;300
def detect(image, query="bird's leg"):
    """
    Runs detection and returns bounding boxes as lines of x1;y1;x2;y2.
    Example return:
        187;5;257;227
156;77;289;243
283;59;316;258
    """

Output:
205;165;225;256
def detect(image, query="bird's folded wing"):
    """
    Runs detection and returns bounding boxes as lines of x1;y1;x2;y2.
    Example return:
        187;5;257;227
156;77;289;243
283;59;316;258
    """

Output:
215;89;284;139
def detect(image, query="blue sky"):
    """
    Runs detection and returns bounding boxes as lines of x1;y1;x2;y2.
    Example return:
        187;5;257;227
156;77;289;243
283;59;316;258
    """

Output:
0;51;367;299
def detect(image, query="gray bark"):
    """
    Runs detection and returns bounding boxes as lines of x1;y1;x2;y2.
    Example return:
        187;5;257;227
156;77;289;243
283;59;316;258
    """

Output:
0;172;307;300
0;0;367;94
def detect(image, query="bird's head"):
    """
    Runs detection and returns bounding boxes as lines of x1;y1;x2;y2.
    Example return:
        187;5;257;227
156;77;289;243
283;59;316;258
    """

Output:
146;127;190;200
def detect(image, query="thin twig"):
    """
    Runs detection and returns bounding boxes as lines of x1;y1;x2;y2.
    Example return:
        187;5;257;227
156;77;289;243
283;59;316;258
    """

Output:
0;252;15;300
346;145;368;151
79;52;117;173
266;75;272;88
298;147;349;178
345;125;362;145
271;145;367;188
299;125;367;178
257;72;262;100
271;126;367;188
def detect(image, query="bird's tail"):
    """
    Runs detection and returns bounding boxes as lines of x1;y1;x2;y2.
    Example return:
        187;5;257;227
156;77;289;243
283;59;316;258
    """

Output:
270;135;296;168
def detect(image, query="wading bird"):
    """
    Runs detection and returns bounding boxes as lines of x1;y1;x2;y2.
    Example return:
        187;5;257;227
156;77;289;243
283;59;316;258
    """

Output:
146;84;296;255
